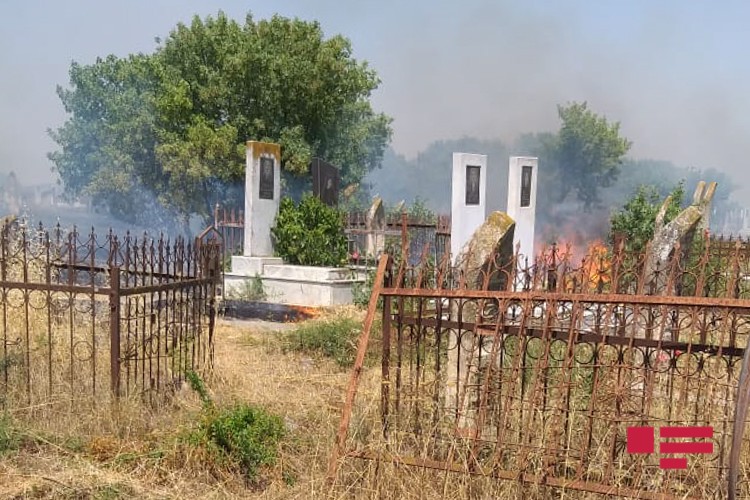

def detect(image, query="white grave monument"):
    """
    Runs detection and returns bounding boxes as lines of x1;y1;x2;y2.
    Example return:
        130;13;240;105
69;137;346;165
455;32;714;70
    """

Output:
451;153;487;261
225;140;363;306
231;141;284;276
506;156;539;261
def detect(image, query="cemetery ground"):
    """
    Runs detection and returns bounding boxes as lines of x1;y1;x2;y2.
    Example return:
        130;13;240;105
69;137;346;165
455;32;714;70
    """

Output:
0;306;644;500
1;296;747;498
0;311;359;499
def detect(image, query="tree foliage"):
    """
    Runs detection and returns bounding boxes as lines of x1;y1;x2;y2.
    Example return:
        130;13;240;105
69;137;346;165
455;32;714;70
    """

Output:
609;182;685;253
49;11;392;231
553;102;632;210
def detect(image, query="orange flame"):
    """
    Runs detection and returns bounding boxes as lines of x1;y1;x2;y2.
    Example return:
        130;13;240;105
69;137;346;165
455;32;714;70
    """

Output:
582;240;611;290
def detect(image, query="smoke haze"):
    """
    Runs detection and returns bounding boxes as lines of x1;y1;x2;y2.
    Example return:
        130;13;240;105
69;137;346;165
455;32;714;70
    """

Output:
2;0;750;201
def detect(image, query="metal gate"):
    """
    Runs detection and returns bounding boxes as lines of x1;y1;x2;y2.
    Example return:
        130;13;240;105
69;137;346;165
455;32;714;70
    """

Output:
0;222;219;411
329;240;750;499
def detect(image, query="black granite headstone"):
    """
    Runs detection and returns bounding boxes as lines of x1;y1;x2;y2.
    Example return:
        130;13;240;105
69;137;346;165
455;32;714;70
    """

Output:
465;165;480;205
521;165;532;208
311;158;340;206
259;157;274;200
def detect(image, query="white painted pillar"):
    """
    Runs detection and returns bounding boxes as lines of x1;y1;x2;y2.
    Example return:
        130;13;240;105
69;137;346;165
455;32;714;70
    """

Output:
451;153;487;261
506;156;539;262
243;141;281;257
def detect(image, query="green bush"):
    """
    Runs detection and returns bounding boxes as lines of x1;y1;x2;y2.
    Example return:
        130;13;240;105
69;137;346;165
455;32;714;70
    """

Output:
0;413;18;454
186;371;285;482
227;274;267;301
271;195;347;266
609;181;685;253
283;315;362;367
352;269;383;309
203;404;285;481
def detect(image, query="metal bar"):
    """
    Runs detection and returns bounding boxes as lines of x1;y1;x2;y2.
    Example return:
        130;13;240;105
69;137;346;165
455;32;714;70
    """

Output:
109;266;121;399
344;450;700;500
327;254;390;484
118;277;217;296
389;316;745;357
379;287;750;309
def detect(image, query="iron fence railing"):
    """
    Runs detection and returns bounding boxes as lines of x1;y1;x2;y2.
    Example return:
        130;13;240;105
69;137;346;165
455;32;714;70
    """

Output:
330;236;750;499
0;220;220;411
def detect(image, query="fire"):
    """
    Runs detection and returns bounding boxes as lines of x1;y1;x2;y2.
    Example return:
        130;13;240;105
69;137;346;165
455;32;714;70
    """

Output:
582;240;612;290
546;239;612;292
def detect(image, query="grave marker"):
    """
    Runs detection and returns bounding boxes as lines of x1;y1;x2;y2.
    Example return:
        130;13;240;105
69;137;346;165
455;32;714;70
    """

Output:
451;153;487;261
311;158;340;207
506;156;539;262
244;140;281;257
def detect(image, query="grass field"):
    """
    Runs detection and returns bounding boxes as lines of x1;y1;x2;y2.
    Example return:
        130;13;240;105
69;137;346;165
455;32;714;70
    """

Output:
1;304;748;499
0;312;358;499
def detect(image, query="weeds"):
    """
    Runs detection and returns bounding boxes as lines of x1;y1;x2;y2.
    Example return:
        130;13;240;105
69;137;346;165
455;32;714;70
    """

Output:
282;313;362;367
228;274;267;301
0;413;18;454
186;370;285;483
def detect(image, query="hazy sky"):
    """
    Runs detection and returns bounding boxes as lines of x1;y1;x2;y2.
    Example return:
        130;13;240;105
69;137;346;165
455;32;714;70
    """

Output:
2;1;750;199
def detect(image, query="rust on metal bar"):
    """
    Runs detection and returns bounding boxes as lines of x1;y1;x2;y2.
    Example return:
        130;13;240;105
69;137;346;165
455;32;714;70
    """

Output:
326;254;390;484
345;450;700;500
379;287;750;309
109;266;121;398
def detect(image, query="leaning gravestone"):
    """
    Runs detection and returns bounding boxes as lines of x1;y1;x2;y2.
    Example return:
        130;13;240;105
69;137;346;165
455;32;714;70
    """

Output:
644;181;717;298
365;196;385;257
451;153;488;261
448;211;516;430
311;158;340;207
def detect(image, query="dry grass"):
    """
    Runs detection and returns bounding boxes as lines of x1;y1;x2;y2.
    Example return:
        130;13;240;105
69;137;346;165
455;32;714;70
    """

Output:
1;301;748;499
0;310;357;499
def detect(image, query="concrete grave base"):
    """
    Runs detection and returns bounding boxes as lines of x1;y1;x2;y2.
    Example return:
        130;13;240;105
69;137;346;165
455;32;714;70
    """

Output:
225;256;364;307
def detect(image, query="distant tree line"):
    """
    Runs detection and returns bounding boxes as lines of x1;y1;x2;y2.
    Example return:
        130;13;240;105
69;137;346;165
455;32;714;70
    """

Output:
367;103;739;241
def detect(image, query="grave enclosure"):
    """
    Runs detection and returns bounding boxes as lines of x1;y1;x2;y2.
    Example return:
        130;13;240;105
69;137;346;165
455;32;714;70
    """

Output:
221;145;542;308
224;141;362;307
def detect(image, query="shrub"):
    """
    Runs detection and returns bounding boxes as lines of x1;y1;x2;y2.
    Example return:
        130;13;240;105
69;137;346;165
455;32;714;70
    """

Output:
609;181;685;253
271;195;347;266
283;315;362;367
352;269;382;309
203;404;285;482
227;274;267;301
0;413;19;454
186;371;285;482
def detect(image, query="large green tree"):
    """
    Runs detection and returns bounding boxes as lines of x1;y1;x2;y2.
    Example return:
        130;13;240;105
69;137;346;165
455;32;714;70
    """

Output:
552;102;632;210
49;11;392;232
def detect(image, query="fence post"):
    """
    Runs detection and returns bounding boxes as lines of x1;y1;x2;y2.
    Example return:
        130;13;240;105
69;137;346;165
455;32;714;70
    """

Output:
401;212;408;263
109;266;121;399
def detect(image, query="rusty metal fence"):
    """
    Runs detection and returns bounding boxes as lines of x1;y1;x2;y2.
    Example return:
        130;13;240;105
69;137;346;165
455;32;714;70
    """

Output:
213;203;244;265
329;237;750;499
345;212;451;266
0;221;220;411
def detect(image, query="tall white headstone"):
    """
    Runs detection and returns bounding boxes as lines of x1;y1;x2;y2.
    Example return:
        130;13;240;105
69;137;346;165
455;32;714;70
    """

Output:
244;140;281;257
506;156;538;261
451;153;487;261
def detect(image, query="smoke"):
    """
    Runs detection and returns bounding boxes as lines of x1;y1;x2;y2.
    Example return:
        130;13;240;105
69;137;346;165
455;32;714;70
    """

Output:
2;1;750;238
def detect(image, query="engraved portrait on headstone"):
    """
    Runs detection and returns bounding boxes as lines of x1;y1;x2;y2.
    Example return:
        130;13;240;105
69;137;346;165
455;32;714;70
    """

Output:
521;165;532;208
466;165;480;205
259;157;274;200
